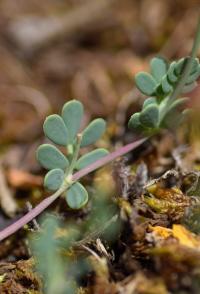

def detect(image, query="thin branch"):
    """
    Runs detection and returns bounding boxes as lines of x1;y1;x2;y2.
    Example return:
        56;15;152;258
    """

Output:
0;186;66;241
0;165;18;217
0;138;146;242
73;138;146;181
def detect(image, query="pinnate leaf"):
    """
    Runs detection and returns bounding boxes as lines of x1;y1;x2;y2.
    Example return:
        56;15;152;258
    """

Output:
37;144;69;170
76;148;109;170
161;76;173;94
43;115;68;146
62;100;84;143
182;82;197;94
140;105;159;128
128;112;143;131
81;118;106;147
169;97;189;110
186;67;200;84
174;57;198;76
175;58;185;75
167;62;178;83
135;72;157;95
66;182;88;209
44;169;64;191
150;57;167;82
143;97;157;109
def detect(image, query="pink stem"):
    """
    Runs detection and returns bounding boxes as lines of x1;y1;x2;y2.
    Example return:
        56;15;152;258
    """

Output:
0;137;146;241
73;138;146;181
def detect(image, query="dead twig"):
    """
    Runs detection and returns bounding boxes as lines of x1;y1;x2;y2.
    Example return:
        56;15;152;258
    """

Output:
0;165;17;217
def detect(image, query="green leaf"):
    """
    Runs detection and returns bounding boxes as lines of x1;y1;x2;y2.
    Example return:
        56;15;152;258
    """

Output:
167;62;178;83
62;100;84;143
37;144;69;170
186;67;200;84
161;98;189;125
30;216;68;294
140;104;159;128
150;57;167;82
66;182;88;209
175;57;198;76
76;148;109;170
162;109;183;129
135;72;157;95
44;169;64;191
81;118;106;147
43;115;68;146
155;84;165;98
143;97;157;109
181;82;197;94
175;58;185;75
188;57;199;74
170;97;189;109
161;76;173;94
128;112;143;131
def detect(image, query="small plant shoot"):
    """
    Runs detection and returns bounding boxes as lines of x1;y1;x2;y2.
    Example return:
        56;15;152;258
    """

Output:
37;100;108;209
129;56;200;135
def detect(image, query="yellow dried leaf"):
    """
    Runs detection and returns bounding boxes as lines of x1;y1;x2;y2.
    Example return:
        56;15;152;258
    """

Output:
172;224;200;249
149;224;200;250
0;274;6;283
149;225;172;239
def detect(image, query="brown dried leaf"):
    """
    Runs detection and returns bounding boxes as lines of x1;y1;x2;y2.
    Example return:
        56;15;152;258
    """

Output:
7;168;43;189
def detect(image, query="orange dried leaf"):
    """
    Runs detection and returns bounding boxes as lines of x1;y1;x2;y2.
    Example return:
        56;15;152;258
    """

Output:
7;169;43;189
172;224;200;249
149;225;172;239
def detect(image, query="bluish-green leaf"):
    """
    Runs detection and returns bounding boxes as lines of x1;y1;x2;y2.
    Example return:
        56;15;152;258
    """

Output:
143;97;157;109
62;100;84;143
161;76;173;94
81;118;106;147
36;144;69;170
167;62;178;83
189;58;199;74
175;57;198;76
186;67;200;84
135;72;157;95
170;97;189;109
155;84;165;98
128;112;143;131
175;58;185;75
181;82;197;94
43;115;68;146
161;98;189;124
140;104;159;128
76;148;109;170
66;182;88;209
44;169;64;191
150;57;167;82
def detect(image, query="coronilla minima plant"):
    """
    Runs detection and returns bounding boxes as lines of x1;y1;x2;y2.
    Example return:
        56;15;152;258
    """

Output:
0;17;199;242
128;56;200;134
37;100;109;209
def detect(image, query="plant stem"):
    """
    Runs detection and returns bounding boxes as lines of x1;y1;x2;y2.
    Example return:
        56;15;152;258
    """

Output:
169;15;200;102
73;138;147;181
160;15;200;122
0;137;146;241
0;185;66;241
67;134;82;176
